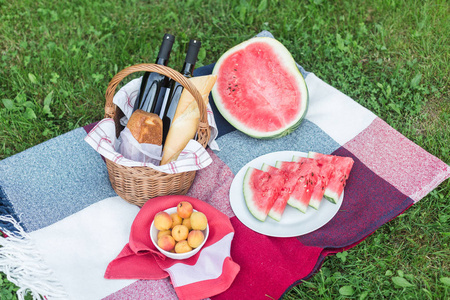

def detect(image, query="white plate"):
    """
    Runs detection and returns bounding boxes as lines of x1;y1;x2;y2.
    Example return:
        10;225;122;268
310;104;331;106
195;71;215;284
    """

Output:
229;151;343;237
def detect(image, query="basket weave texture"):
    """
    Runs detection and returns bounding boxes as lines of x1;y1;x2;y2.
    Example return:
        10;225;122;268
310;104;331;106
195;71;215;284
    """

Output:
103;64;210;206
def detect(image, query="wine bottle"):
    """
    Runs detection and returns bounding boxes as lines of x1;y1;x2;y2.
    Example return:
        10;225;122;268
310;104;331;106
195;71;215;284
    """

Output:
133;33;175;114
161;39;201;144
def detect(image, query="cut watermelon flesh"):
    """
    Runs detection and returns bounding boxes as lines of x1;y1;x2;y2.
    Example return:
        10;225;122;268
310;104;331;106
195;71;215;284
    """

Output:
307;152;354;204
292;156;336;209
272;160;305;216
261;163;289;221
308;163;334;209
309;176;325;210
216;43;302;133
243;167;280;221
212;37;309;139
287;158;320;213
288;176;312;213
275;160;301;173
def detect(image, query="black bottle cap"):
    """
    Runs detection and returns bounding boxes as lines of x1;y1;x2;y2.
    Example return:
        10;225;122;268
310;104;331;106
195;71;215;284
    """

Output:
157;33;175;60
185;39;201;65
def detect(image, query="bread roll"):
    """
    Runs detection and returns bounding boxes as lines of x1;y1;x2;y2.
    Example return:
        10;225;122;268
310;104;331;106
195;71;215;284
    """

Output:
126;109;163;145
160;75;217;165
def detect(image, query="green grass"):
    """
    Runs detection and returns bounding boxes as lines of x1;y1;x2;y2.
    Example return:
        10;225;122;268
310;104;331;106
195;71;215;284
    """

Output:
1;0;449;299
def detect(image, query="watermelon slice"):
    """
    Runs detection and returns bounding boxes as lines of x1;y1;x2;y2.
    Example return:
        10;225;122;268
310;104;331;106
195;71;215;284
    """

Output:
271;160;306;218
287;157;320;213
309;163;335;209
211;37;309;139
276;160;302;173
261;163;289;221
293;155;335;209
242;167;280;221
307;152;354;203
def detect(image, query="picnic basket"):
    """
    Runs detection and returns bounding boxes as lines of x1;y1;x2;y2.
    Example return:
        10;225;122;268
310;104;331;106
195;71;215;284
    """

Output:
103;63;210;207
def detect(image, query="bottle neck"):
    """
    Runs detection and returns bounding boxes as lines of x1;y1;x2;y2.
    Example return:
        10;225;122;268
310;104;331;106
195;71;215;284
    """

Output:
155;33;175;66
155;57;169;66
180;62;195;77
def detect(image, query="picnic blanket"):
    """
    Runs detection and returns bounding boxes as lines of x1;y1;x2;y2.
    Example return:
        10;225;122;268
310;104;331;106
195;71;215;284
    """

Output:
1;31;449;300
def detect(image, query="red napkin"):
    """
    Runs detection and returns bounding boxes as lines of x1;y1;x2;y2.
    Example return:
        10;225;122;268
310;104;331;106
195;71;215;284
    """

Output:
105;195;240;300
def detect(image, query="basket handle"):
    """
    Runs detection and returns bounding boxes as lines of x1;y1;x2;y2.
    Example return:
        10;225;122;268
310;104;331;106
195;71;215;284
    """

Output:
104;63;210;137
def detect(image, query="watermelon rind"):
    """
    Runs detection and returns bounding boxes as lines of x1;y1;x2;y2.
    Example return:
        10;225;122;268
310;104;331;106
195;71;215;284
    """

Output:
243;167;268;222
308;197;321;210
323;193;338;204
268;207;282;222
261;163;270;172
212;37;309;139
287;195;308;213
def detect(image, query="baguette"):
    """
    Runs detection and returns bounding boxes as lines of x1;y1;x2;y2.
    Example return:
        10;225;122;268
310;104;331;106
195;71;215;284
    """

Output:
126;109;163;145
160;75;217;165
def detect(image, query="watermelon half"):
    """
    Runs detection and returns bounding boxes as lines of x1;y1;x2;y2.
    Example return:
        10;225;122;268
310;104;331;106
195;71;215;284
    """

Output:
211;37;309;139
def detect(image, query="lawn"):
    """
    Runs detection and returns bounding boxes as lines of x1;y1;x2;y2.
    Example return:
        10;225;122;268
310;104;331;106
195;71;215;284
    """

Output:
0;0;449;299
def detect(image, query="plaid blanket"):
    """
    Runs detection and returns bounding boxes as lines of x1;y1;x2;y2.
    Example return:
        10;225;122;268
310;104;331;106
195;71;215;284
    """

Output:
1;31;449;300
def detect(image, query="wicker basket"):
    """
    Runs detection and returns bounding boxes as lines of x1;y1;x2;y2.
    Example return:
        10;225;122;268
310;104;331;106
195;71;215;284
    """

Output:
103;63;210;206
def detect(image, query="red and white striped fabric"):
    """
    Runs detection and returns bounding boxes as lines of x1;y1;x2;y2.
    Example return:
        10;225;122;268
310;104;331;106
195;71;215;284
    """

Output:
105;195;240;300
84;118;212;174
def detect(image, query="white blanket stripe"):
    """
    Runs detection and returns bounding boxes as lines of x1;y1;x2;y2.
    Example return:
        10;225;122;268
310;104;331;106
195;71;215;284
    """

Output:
304;73;376;146
166;233;234;287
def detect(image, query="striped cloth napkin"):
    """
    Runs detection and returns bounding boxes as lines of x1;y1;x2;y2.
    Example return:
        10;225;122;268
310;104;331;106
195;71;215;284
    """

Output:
104;195;240;300
84;118;212;173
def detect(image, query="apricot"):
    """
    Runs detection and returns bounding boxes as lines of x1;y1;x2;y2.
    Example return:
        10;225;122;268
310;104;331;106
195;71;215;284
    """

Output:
177;201;193;219
154;211;172;231
187;230;205;248
174;240;192;254
190;211;208;230
157;229;172;240
170;213;183;228
157;235;175;252
182;217;192;231
171;224;189;241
